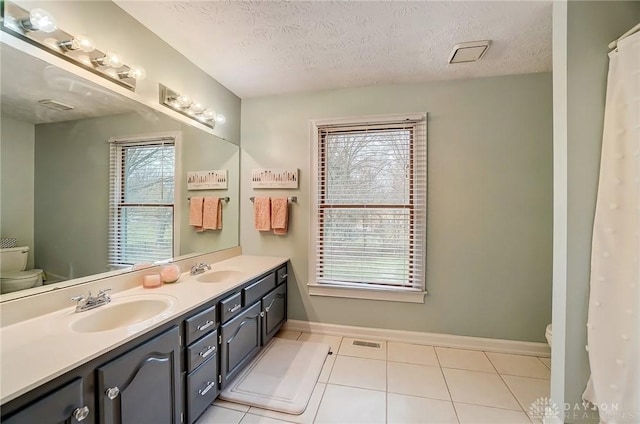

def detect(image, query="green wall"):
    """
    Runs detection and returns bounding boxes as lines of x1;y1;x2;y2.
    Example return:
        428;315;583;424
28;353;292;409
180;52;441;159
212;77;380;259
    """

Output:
0;114;35;269
241;72;553;342
551;1;640;422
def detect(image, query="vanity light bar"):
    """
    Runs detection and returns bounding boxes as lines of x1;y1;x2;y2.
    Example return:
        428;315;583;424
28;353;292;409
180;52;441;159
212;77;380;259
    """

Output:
1;1;145;91
159;84;226;130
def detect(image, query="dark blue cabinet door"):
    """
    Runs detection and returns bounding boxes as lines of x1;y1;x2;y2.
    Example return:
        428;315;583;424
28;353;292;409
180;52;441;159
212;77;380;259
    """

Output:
96;326;182;424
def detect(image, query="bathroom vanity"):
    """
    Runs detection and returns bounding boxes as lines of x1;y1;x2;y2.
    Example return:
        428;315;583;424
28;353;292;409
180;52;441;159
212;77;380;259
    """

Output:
0;255;288;424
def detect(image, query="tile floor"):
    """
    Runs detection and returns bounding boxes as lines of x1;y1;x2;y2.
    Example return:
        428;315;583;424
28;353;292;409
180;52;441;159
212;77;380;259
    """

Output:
196;330;551;424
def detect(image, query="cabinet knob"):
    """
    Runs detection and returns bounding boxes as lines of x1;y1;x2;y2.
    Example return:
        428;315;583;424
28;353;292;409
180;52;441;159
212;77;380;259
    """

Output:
73;406;90;421
105;386;120;400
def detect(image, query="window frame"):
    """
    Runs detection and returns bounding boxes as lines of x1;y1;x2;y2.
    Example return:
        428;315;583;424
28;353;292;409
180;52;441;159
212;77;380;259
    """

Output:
108;131;182;269
309;114;427;303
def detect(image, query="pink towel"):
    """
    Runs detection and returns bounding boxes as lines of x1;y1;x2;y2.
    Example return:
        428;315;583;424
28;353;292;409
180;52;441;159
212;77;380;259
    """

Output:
254;197;271;231
271;197;288;235
189;197;204;232
203;197;222;230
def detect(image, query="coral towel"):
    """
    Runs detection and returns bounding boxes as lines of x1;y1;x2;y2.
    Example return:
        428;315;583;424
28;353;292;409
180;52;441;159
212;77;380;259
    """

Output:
189;197;204;232
271;197;288;235
203;197;222;230
254;197;271;231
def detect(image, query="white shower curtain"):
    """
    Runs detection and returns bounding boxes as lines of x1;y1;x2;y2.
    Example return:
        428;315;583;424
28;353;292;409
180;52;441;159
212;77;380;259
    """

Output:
583;31;640;424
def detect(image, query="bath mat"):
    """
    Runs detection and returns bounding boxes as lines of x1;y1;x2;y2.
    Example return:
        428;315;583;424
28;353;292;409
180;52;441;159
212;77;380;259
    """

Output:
219;337;330;414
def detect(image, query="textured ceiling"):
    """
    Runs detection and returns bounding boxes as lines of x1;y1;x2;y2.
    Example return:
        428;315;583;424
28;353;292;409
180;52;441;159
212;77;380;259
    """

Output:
115;1;552;99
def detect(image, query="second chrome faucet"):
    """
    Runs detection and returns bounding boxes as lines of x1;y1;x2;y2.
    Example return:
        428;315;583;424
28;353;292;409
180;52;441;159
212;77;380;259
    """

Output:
190;263;211;275
71;289;111;313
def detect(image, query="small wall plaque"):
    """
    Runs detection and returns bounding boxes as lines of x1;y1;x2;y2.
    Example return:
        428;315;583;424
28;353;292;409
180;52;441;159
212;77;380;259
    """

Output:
251;168;299;189
187;170;228;190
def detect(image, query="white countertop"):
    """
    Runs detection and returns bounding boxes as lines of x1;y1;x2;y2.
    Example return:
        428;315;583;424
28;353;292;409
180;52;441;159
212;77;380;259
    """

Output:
0;255;287;405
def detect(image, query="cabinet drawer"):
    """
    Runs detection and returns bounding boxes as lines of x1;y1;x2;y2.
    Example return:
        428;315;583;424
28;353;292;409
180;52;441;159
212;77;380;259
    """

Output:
276;265;288;285
186;358;218;424
186;330;218;372
243;273;276;306
220;292;242;323
185;305;217;345
262;284;287;345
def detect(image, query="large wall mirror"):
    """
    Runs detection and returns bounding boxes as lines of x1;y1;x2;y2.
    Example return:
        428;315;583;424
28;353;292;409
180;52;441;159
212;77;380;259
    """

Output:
0;42;240;300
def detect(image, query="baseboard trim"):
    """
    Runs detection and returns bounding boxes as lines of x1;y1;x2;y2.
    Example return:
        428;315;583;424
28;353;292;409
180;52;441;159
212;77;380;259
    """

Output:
283;320;551;357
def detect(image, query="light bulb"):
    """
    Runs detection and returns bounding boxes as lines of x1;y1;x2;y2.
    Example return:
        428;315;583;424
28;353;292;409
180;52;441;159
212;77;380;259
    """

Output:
177;95;192;108
21;8;57;33
75;35;95;52
126;65;146;80
203;109;216;119
190;102;204;113
215;114;226;125
103;52;123;68
58;34;95;53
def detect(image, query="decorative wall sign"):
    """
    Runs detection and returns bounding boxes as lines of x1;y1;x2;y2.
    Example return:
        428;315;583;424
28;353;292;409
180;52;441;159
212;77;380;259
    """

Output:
251;168;299;189
187;170;228;190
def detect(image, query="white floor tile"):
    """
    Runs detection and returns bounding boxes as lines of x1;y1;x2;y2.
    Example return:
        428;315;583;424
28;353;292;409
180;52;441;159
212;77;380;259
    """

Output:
443;368;521;410
248;383;326;424
539;357;551;370
328;355;386;391
338;337;387;360
486;353;551;379
454;403;532;424
214;399;251;413
435;348;496;373
502;375;550;412
314;384;386;424
318;354;336;384
196;406;246;424
388;393;458;423
388;342;439;366
240;414;295;424
388;362;450;401
275;330;302;340
297;333;342;354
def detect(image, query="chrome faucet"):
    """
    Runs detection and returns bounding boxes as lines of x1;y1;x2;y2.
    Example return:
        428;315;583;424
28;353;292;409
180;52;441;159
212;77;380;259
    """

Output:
190;262;211;275
71;289;112;313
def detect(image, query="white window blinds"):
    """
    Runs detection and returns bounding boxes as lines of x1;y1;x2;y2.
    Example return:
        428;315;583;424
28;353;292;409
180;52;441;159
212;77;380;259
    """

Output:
108;137;175;268
313;116;427;291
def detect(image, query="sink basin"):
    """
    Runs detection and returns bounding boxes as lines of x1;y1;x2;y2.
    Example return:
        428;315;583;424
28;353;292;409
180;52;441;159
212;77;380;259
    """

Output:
70;296;175;333
196;270;247;284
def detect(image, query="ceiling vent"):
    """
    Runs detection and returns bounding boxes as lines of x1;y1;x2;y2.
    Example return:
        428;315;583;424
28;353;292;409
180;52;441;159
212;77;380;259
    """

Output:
38;99;74;111
448;40;491;64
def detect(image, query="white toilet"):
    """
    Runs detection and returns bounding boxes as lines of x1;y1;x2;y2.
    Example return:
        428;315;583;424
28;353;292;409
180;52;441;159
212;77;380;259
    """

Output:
0;246;43;294
545;323;553;347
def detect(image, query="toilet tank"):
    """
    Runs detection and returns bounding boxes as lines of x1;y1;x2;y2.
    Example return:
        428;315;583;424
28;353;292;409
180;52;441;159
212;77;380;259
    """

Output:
0;246;29;272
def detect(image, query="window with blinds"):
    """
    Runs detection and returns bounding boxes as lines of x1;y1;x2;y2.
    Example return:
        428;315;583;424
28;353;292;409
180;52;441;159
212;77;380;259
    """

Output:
311;115;427;294
108;136;176;268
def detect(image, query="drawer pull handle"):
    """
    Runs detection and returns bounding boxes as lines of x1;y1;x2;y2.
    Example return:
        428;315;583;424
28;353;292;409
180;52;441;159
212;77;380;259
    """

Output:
199;346;216;358
105;387;120;400
280;273;288;279
197;320;215;331
199;381;216;396
260;311;265;318
73;406;90;421
228;304;241;313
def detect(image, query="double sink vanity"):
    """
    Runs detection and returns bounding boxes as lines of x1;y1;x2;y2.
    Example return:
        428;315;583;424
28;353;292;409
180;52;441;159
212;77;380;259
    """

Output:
0;254;289;424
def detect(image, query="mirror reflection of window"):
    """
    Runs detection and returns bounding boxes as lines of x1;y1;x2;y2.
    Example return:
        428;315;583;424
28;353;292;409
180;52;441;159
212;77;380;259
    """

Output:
108;135;177;268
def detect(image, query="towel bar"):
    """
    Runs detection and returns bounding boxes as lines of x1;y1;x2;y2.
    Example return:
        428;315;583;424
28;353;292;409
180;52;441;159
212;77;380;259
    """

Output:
188;197;230;203
250;196;297;203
